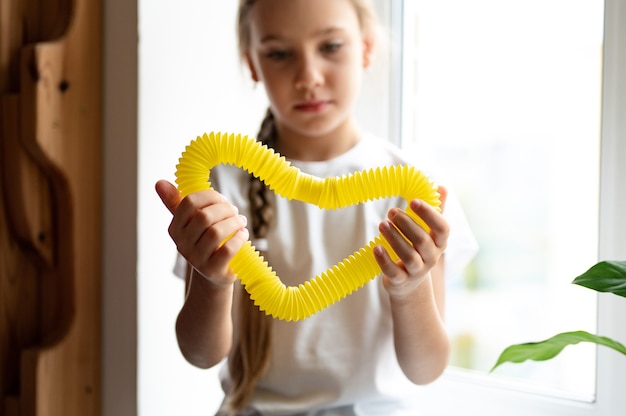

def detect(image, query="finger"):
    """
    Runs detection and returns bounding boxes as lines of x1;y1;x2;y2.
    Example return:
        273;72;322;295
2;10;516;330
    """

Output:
183;201;242;247
387;209;439;270
191;210;247;255
409;199;450;249
204;227;250;274
437;185;448;213
373;244;404;280
379;218;424;276
180;212;247;274
155;179;182;215
168;190;227;235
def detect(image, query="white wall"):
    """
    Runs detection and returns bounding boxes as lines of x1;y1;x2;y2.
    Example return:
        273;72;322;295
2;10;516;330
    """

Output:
137;2;266;414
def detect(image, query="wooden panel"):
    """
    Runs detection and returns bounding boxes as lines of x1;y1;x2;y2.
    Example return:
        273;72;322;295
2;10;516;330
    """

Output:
0;0;102;413
0;94;43;416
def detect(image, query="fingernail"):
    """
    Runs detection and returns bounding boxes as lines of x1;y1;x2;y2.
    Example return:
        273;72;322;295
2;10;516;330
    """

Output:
239;215;247;226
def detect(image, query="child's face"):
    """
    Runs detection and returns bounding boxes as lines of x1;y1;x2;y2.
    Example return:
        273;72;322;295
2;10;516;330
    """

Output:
245;0;372;140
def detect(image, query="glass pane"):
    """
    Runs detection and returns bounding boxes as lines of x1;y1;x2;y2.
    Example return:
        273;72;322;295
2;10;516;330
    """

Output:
401;0;604;400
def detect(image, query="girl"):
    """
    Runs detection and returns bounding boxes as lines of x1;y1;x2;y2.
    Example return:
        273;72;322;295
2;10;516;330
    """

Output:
156;0;477;414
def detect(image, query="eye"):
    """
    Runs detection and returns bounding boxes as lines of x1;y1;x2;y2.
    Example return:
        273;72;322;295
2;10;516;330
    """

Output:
266;49;291;61
321;42;343;54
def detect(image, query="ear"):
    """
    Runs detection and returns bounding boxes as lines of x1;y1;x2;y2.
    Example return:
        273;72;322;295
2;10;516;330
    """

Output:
245;53;260;83
362;36;374;69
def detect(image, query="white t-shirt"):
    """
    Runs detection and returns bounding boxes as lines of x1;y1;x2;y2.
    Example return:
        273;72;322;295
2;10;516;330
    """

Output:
176;133;478;415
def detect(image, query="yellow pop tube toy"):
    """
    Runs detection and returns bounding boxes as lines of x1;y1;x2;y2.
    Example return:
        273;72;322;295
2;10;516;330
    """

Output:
175;132;441;321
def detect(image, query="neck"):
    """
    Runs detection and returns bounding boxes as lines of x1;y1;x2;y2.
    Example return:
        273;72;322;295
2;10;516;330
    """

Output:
274;119;361;162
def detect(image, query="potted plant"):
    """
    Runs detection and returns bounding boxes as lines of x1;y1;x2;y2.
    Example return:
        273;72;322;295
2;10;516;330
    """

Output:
491;260;626;372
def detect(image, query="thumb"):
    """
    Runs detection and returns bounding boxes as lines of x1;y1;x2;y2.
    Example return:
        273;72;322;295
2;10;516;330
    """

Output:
155;179;182;215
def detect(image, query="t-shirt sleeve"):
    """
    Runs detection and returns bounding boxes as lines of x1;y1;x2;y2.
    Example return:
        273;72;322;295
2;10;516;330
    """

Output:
173;251;187;279
441;187;479;280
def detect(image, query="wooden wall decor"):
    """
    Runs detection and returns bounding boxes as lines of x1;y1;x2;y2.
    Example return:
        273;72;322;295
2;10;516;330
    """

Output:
1;0;102;414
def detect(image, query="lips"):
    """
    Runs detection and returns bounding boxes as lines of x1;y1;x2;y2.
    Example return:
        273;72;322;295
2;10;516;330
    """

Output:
294;100;329;112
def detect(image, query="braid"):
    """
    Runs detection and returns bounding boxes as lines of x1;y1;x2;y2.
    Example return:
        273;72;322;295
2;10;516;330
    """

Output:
248;109;277;238
226;108;276;412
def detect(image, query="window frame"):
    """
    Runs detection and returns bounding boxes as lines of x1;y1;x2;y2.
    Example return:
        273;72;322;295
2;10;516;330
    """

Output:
394;0;626;413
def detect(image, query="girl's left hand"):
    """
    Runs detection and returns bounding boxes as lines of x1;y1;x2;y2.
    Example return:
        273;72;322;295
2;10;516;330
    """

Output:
374;186;450;298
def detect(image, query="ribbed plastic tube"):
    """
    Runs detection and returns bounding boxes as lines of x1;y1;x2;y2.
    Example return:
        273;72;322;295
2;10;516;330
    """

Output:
175;132;441;321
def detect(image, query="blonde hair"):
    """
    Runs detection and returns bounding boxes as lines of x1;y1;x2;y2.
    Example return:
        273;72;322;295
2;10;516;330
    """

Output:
237;0;380;60
227;0;381;412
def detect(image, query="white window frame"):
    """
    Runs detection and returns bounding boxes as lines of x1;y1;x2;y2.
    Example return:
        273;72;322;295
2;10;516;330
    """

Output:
395;0;626;414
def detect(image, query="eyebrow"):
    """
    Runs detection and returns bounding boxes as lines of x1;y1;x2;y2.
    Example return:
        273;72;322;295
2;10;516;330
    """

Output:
260;26;347;43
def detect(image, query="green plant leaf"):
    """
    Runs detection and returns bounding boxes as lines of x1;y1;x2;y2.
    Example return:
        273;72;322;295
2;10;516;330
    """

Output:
490;330;626;372
572;260;626;298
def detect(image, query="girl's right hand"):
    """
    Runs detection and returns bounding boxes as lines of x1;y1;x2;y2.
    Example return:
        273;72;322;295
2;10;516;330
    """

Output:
155;179;249;287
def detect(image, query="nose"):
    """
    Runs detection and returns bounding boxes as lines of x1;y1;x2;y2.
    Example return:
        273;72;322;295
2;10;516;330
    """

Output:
294;54;324;91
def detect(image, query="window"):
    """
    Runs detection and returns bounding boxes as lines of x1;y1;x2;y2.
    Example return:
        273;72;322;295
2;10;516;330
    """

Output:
398;0;626;414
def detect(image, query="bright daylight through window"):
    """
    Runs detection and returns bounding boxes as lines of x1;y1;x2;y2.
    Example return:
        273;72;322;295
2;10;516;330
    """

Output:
401;0;604;400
